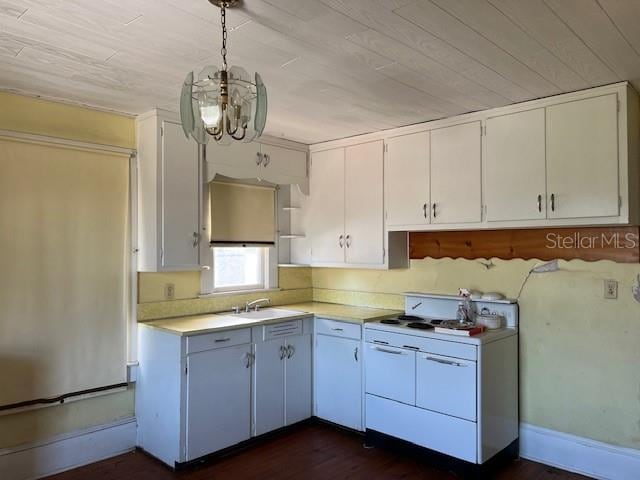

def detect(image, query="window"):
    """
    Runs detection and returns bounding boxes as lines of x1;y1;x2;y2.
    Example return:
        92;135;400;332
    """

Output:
212;247;267;292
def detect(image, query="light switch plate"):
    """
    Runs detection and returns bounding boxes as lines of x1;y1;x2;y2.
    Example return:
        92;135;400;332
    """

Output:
604;279;618;299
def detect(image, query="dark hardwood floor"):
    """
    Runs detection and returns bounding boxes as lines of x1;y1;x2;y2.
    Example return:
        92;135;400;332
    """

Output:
45;423;591;480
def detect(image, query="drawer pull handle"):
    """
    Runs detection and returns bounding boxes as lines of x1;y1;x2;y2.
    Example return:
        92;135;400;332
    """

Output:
215;338;231;343
374;346;405;355
332;328;344;332
425;356;466;367
372;340;389;345
354;347;358;362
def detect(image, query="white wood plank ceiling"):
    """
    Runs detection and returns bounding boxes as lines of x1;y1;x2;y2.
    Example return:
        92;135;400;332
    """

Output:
1;0;640;144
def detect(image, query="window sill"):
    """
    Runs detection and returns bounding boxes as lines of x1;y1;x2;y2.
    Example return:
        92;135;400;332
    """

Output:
198;287;282;299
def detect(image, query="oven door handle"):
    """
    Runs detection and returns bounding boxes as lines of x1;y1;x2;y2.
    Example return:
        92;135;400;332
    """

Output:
372;346;406;355
424;355;466;367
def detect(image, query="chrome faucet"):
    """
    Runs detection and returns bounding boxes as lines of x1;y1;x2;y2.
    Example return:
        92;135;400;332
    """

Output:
245;298;271;312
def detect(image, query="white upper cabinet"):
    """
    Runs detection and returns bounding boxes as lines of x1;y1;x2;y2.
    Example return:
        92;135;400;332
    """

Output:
162;122;201;268
430;122;482;224
345;141;384;264
205;140;309;194
260;143;307;184
546;94;619;219
310;141;385;267
137;110;201;272
385;132;430;228
485;109;546;222
309;148;345;264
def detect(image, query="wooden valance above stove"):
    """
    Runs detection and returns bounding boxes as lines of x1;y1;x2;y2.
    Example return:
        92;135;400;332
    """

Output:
409;226;640;263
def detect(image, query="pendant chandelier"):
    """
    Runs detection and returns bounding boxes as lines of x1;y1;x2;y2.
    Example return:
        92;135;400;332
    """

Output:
180;0;267;145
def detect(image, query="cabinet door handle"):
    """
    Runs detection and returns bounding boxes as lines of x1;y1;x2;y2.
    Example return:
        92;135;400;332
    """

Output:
345;234;351;248
424;356;466;367
263;154;270;167
537;194;542;213
339;234;344;248
214;338;231;343
550;193;555;212
423;203;428;219
354;347;358;362
287;345;295;359
245;353;251;368
279;345;286;360
256;152;263;166
432;203;437;218
373;346;405;355
192;231;199;248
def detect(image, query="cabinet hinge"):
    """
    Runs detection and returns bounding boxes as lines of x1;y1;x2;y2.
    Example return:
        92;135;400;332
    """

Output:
384;143;388;153
619;196;622;208
481;125;486;136
160;126;164;136
383;248;386;260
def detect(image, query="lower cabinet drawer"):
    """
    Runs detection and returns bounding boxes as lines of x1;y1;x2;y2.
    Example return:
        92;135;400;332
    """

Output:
366;394;477;463
416;352;477;421
315;318;361;340
186;328;251;354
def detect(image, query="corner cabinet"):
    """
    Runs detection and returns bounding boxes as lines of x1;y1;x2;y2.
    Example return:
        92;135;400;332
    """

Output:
314;319;363;431
136;109;201;272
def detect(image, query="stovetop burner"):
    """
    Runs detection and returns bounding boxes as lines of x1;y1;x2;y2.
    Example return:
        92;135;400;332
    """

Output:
380;318;401;325
397;314;422;321
406;322;434;330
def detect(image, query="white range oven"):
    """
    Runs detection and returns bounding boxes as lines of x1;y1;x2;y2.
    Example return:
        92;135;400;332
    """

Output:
363;292;519;465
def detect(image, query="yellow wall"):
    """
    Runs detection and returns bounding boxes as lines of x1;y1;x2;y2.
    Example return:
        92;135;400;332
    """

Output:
137;267;313;320
313;258;640;450
0;92;135;449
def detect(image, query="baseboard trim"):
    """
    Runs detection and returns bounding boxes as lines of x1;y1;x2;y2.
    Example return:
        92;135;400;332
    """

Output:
520;423;640;480
0;417;136;480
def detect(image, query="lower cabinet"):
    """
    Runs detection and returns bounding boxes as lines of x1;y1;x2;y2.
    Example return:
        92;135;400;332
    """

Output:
315;334;362;430
314;318;363;431
136;318;313;468
253;322;312;436
185;344;251;460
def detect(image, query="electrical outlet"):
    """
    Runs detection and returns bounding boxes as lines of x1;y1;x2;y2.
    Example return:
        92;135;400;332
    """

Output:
604;279;618;299
165;283;175;300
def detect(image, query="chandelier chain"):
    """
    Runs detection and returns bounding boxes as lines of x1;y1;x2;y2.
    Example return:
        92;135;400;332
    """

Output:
220;3;228;71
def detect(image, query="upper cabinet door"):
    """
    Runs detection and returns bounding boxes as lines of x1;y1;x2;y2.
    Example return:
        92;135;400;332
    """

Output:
310;148;345;264
485;109;546;222
546;94;619;219
207;141;259;169
161;121;200;269
260;144;307;180
345;141;384;264
385;132;430;228
430;122;482;224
